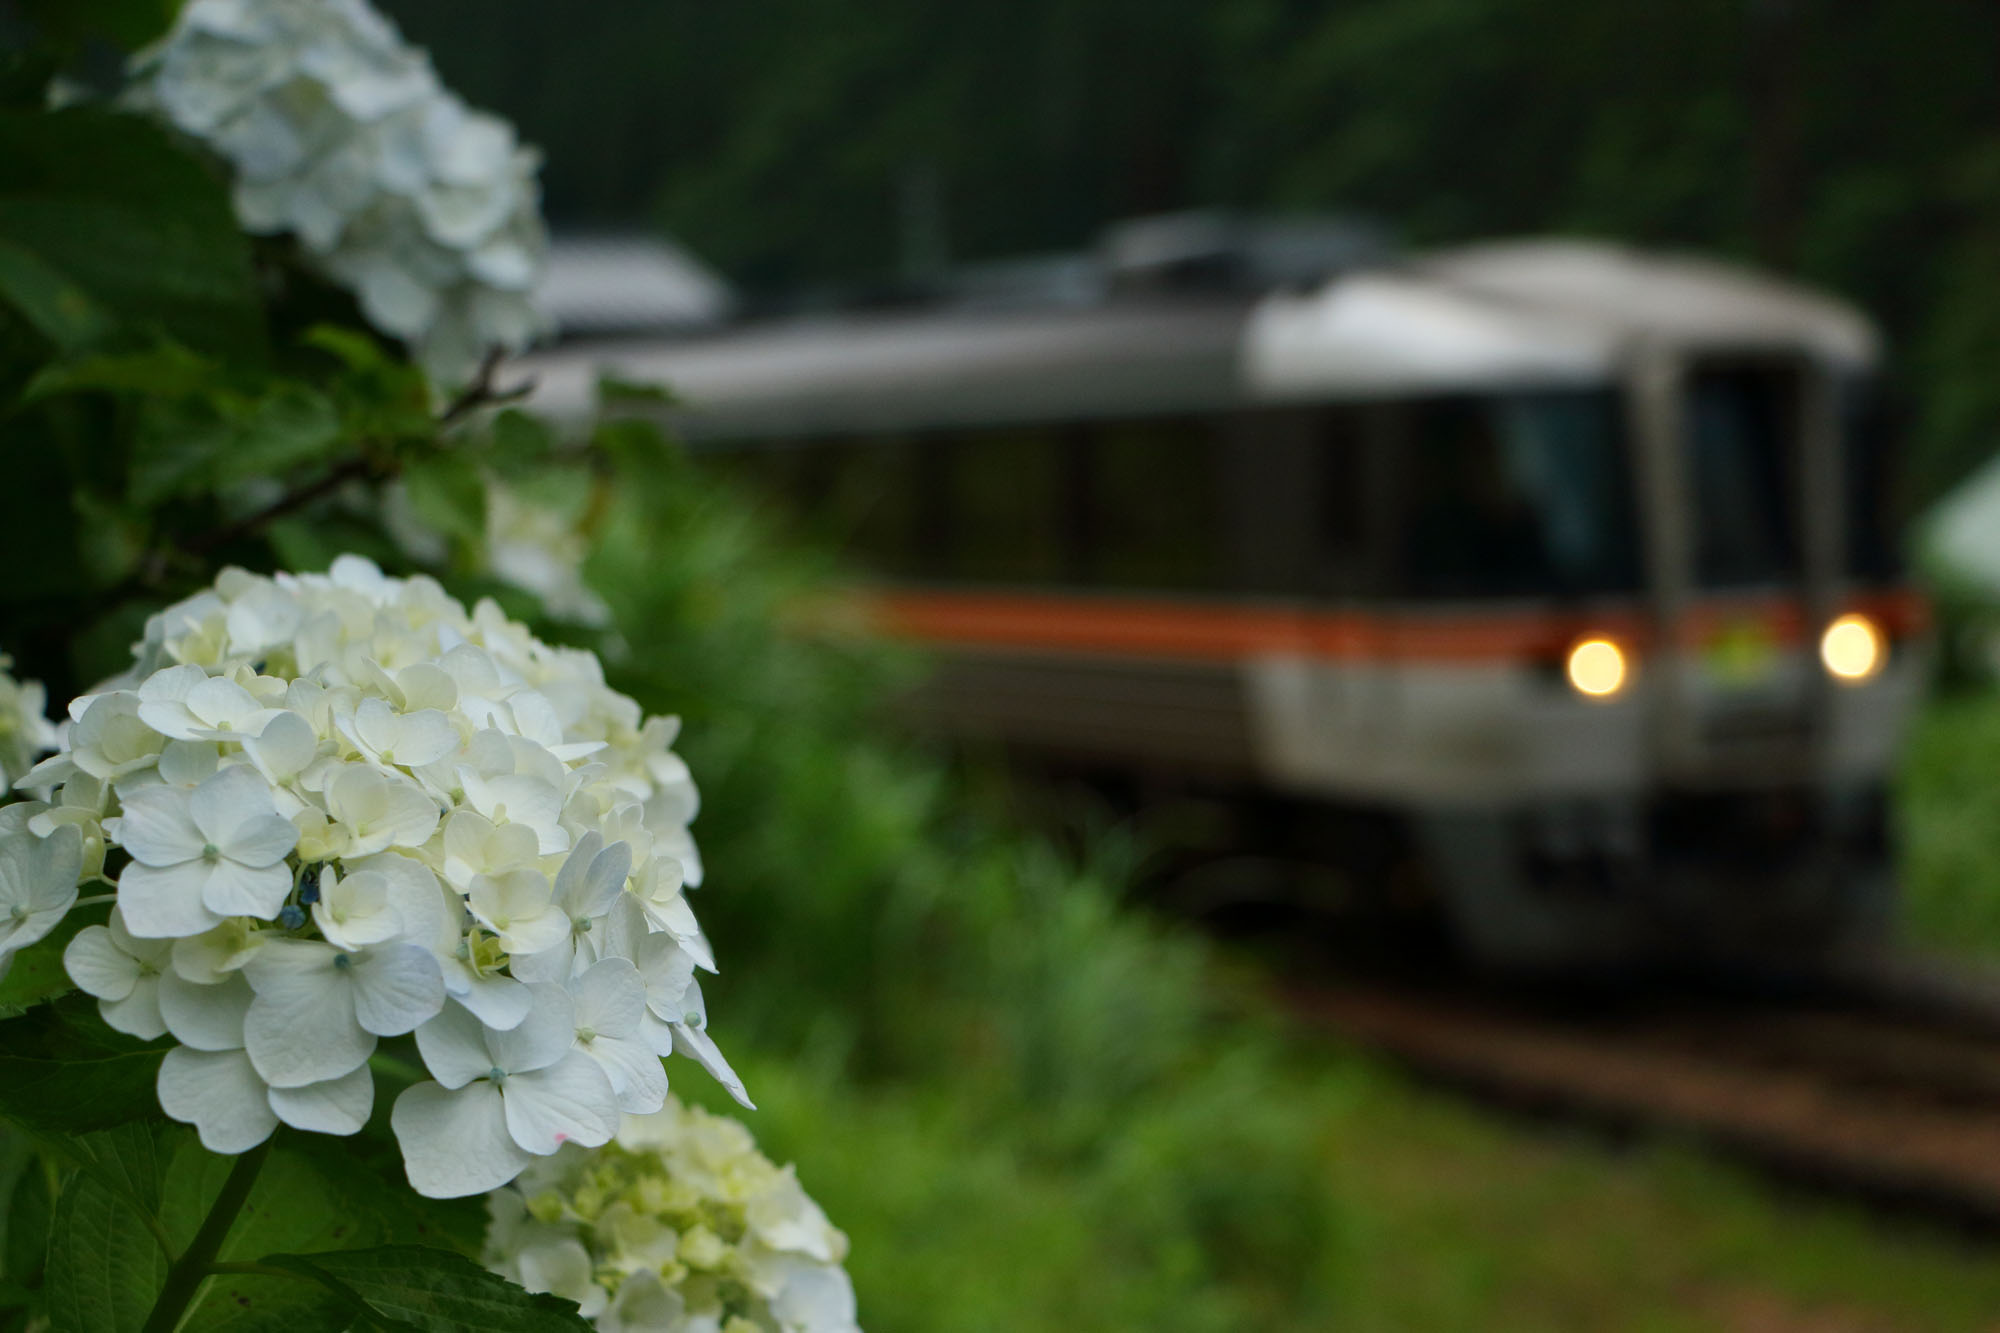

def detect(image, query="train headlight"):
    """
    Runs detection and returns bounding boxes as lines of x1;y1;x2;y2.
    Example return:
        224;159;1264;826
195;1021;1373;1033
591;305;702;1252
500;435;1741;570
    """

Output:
1820;613;1884;683
1565;637;1628;699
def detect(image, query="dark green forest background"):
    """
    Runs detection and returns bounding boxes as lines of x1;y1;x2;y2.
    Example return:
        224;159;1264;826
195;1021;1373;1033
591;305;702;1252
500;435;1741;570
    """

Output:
385;0;2000;504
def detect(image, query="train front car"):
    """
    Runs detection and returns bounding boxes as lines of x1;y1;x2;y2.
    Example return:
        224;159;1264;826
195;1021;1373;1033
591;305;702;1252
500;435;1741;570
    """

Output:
523;228;1924;971
1245;241;1922;967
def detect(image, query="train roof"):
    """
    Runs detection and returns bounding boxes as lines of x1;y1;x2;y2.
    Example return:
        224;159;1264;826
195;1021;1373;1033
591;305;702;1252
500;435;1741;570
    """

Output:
520;237;1881;439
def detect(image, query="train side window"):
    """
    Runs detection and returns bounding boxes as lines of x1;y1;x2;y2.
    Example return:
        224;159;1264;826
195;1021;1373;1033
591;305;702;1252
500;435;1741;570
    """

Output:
1087;419;1224;591
702;439;811;527
821;436;925;576
941;428;1066;583
1397;390;1639;598
1218;409;1320;597
1317;407;1369;594
704;436;931;579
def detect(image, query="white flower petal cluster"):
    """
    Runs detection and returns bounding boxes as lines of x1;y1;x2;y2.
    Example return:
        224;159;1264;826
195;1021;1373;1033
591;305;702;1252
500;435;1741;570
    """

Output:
486;483;612;629
21;555;739;1198
485;1099;860;1333
130;0;546;385
0;657;57;791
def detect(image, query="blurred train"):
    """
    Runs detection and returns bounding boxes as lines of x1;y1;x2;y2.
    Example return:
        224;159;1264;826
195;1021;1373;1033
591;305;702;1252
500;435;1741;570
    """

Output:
527;215;1925;968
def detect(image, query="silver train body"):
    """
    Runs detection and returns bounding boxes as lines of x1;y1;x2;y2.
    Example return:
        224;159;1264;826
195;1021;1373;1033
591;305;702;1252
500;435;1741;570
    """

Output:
527;233;1925;968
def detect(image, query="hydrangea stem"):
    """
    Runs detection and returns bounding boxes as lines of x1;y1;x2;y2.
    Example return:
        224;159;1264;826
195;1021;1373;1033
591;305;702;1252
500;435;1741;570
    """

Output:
138;1137;273;1333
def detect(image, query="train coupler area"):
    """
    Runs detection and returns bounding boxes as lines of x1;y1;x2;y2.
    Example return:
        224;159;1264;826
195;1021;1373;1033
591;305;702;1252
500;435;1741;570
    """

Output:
1418;782;1895;972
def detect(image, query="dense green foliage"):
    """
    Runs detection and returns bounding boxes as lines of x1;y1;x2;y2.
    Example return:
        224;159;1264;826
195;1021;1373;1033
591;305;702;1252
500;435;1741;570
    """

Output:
390;0;2000;501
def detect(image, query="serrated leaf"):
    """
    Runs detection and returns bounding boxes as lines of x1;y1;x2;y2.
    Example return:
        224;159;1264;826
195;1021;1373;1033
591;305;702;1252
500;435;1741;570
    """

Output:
0;1125;39;1296
171;1142;478;1331
211;386;342;488
0;1000;169;1132
24;342;218;402
0;108;263;361
129;396;235;506
124;381;344;507
180;1276;352;1332
44;1125;174;1333
0;236;110;352
0;1152;48;1304
260;1247;591;1332
302;325;391;373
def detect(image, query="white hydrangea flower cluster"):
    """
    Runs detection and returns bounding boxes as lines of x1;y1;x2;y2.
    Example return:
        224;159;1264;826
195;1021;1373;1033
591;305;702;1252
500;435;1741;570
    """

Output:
129;0;545;385
0;657;57;792
3;556;741;1198
486;1099;860;1333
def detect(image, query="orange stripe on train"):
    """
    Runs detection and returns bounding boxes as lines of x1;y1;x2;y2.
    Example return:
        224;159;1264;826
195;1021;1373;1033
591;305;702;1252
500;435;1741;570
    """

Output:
869;587;1928;664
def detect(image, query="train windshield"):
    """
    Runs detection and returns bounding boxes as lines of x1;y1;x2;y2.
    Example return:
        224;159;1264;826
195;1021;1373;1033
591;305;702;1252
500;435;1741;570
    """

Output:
1686;364;1802;588
1843;376;1902;579
1398;390;1640;599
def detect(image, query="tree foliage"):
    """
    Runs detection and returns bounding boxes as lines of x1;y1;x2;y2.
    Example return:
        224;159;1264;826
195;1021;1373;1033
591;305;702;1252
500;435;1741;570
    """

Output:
386;0;2000;499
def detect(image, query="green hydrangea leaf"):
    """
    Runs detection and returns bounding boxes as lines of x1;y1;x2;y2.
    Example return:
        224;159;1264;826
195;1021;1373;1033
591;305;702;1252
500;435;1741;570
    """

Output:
259;1247;591;1332
0;236;111;352
0;108;264;361
23;342;219;402
0;1125;47;1306
43;1124;174;1333
0;999;169;1133
209;385;343;488
15;0;182;50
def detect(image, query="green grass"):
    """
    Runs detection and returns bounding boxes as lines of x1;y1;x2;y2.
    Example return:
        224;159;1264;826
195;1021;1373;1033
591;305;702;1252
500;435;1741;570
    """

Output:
1900;687;2000;959
685;1048;2000;1332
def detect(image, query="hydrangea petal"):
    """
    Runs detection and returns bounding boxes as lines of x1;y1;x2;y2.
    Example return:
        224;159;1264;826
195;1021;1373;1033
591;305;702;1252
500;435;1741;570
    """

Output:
113;786;206;868
586;1033;667;1114
414;1000;496;1089
500;1050;617;1155
673;1020;752;1111
392;1081;532;1198
158;1047;279;1155
487;983;572;1074
158;970;253;1052
117;862;227;939
241;941;375;1087
197;856;292;920
219;812;300;869
100;982;169;1041
448;970;533;1031
188;764;278;841
350;941;444;1036
63;924;140;1001
268;1064;374;1135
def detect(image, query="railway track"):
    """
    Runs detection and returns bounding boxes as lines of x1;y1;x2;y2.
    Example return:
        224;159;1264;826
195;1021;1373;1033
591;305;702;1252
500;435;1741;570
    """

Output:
1285;961;2000;1229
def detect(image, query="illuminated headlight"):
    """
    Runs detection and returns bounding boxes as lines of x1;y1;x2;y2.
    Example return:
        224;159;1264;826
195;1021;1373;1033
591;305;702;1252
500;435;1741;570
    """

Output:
1565;637;1628;699
1820;613;1884;683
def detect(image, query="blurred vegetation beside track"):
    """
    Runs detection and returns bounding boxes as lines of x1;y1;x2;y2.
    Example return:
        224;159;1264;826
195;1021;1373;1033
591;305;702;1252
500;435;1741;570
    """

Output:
596;442;2000;1329
1900;688;2000;961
